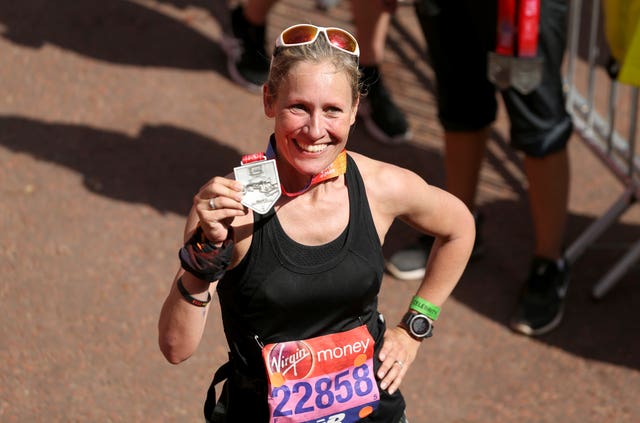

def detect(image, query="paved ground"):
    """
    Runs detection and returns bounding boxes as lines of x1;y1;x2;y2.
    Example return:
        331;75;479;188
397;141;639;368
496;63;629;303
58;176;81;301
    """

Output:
1;1;639;422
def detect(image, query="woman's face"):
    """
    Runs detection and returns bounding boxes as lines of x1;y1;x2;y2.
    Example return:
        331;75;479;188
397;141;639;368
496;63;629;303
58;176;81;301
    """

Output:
264;60;358;181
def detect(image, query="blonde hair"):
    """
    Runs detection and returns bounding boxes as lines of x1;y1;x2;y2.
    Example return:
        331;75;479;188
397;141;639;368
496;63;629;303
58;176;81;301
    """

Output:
265;33;361;105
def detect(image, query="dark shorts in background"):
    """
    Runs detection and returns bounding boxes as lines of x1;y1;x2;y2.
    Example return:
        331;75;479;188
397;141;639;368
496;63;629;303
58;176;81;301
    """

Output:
415;0;573;157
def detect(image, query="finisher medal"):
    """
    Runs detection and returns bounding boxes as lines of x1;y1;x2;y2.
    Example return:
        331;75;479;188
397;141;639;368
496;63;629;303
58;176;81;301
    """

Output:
234;158;281;215
236;135;347;214
488;0;542;94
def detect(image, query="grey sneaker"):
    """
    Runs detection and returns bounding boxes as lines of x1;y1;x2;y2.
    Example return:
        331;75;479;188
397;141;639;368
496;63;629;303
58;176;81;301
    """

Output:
315;0;341;10
386;235;434;281
509;256;570;336
220;6;270;92
386;213;484;280
357;65;411;144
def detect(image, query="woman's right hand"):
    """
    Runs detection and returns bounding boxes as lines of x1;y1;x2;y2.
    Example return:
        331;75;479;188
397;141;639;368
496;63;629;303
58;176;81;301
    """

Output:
192;176;247;243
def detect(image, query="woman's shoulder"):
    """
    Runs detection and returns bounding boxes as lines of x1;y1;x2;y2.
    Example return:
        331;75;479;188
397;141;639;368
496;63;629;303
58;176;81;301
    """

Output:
347;150;392;176
347;150;433;214
347;151;423;189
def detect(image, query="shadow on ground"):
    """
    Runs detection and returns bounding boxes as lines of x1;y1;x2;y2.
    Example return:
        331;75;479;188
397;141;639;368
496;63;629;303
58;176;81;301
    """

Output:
0;0;227;72
456;197;640;372
0;115;239;215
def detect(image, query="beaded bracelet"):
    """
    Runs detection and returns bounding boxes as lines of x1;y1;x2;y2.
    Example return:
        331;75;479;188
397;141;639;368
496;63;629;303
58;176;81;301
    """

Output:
176;276;212;307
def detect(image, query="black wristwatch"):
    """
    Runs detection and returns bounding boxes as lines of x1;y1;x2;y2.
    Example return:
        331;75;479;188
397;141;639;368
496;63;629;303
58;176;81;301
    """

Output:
400;311;434;340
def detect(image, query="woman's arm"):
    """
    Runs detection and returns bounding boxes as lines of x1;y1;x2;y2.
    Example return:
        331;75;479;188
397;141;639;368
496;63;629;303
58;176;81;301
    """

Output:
353;152;476;393
158;269;216;364
158;176;246;364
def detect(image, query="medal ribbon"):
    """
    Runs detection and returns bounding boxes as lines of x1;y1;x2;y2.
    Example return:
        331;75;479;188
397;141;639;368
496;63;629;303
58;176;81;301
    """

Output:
518;0;540;57
496;0;517;56
496;0;540;57
240;135;347;198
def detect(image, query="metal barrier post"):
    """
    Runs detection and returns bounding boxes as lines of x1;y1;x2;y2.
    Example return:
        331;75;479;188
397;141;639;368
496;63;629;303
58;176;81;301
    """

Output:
563;0;640;298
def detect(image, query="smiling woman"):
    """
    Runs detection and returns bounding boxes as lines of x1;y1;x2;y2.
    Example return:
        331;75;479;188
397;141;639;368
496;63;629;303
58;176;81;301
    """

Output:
264;57;357;191
158;22;475;423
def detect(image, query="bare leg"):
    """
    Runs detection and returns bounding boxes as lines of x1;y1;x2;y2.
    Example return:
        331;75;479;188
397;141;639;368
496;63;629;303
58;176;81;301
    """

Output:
445;129;569;260
243;0;279;25
443;128;489;209
350;0;390;66
523;149;569;260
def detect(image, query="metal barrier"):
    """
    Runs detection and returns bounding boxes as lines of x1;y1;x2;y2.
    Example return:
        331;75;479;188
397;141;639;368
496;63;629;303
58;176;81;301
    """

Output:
563;0;640;298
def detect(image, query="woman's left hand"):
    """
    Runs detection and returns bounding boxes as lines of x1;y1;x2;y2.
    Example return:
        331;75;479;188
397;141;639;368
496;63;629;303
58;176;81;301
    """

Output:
377;326;421;394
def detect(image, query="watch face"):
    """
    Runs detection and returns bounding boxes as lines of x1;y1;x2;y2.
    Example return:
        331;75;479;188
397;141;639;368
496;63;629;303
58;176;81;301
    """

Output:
410;314;432;337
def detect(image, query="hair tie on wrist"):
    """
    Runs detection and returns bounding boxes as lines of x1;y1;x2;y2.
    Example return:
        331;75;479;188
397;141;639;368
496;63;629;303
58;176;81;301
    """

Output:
177;277;211;307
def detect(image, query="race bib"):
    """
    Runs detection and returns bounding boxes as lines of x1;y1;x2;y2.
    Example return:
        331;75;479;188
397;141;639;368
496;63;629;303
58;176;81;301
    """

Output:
262;325;380;423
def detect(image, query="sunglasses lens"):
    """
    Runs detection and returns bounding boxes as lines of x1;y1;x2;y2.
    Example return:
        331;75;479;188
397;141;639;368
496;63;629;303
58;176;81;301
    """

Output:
326;29;358;53
281;25;319;45
275;25;359;61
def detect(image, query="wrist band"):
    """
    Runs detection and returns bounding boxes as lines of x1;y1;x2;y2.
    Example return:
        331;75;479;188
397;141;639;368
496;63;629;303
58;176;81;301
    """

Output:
410;296;441;321
177;277;211;307
179;226;234;282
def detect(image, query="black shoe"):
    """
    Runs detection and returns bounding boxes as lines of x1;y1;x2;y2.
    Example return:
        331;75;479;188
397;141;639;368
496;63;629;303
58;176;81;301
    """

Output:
386;212;484;280
358;65;411;144
510;256;570;336
221;6;270;92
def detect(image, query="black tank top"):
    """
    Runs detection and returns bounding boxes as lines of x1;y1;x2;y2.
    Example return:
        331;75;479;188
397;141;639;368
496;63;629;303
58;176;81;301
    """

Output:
214;155;405;422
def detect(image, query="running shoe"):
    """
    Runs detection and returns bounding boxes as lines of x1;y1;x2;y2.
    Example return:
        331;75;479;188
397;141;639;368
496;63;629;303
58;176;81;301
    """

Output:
509;256;570;336
358;65;411;144
220;6;270;92
386;212;484;280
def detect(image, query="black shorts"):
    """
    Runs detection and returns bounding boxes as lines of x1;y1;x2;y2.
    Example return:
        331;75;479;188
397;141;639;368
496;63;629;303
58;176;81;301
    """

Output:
415;0;573;157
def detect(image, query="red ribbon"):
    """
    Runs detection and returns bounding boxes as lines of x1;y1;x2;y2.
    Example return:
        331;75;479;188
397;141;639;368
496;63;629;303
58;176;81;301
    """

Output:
496;0;517;56
517;0;540;58
496;0;540;57
241;138;347;198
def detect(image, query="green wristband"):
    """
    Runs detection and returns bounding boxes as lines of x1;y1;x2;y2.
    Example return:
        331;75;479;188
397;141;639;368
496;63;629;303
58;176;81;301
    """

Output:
410;296;441;321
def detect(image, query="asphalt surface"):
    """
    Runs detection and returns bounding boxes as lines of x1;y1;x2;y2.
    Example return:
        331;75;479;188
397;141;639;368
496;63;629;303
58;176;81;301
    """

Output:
1;1;639;422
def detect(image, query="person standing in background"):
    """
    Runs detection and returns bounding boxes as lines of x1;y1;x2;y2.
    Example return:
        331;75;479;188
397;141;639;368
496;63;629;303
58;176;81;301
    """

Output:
221;0;411;144
387;0;573;337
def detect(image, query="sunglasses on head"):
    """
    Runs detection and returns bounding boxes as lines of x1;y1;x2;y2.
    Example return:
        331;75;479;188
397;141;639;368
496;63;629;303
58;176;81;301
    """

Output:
275;24;360;60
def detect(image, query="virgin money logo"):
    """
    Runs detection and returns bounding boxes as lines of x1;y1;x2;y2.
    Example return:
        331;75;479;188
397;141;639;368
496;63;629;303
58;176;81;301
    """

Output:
267;341;314;380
